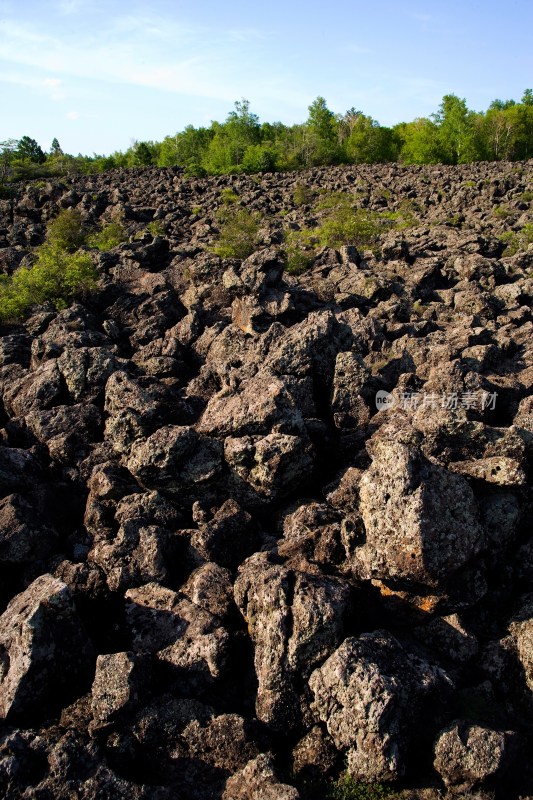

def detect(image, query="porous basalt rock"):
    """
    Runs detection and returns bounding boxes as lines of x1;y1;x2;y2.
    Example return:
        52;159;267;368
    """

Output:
0;161;532;798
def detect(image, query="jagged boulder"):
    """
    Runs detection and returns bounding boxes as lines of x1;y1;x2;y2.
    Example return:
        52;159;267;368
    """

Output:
309;631;453;781
234;552;350;731
223;754;300;800
433;721;517;789
356;436;485;588
0;575;94;719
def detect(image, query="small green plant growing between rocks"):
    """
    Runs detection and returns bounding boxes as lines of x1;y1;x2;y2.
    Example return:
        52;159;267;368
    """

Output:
0;245;98;321
219;188;240;205
46;208;87;252
0;208;99;322
212;206;260;259
283;228;315;274
385;199;419;229
316;206;393;251
444;213;463;227
88;221;127;250
412;299;427;316
146;220;166;237
492;204;513;219
500;223;533;255
329;772;397;800
293;183;313;206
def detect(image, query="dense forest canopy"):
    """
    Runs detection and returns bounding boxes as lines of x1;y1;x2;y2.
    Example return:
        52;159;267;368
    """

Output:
2;91;533;186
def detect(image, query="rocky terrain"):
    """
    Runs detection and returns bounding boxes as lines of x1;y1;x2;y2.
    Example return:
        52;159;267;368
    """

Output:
0;160;532;799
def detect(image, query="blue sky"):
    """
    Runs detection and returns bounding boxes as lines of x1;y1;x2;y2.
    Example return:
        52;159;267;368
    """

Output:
1;0;532;156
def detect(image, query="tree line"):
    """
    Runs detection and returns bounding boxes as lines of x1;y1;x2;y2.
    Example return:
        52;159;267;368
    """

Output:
2;91;533;187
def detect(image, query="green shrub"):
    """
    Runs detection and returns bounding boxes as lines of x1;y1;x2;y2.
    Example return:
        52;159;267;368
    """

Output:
241;144;276;173
0;244;99;322
293;183;313;206
87;221;127;250
284;229;315;274
492;204;513;219
500;223;533;255
146;220;166;237
212;207;260;259
329;772;397;800
385;199;419;229
184;162;207;178
521;190;533;202
316;206;393;250
46;208;87;252
310;191;396;251
219;188;240;204
315;191;353;211
412;299;427;316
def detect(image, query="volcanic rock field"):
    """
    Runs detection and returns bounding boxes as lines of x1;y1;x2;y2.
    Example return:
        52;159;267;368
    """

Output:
0;161;532;798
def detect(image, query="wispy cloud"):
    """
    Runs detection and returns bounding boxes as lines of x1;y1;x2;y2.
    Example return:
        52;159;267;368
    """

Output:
0;69;66;101
0;15;287;106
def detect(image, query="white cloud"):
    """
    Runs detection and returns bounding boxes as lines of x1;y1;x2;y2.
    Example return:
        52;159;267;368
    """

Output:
0;15;284;106
0;70;67;101
66;110;80;120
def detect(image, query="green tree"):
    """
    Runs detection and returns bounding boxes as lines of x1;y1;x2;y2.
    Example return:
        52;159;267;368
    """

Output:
133;141;155;166
17;136;46;164
397;118;443;164
305;96;338;165
307;96;336;142
0;139;18;184
433;94;479;163
344;114;398;163
241;143;276;172
203;99;262;173
481;106;518;160
158;125;213;170
50;138;63;156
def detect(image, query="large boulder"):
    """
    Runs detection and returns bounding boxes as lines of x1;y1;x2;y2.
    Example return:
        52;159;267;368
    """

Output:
508;594;533;692
125;583;230;693
309;631;452;781
0;574;94;719
356;437;485;587
125;425;223;497
89;521;169;592
223;753;300;800
234;553;350;731
0;493;58;564
433;721;517;789
197;369;306;438
224;431;314;501
90;651;150;730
